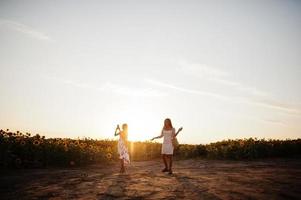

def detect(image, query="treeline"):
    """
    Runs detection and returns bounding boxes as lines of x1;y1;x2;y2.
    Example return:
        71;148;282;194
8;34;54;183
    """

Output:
0;129;300;168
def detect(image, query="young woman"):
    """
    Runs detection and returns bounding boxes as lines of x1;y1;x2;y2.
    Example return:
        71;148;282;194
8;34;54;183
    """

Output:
114;123;130;173
151;118;183;174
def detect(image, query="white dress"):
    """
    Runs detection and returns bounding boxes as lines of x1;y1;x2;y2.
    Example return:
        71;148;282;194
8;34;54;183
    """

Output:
118;137;130;164
161;129;174;155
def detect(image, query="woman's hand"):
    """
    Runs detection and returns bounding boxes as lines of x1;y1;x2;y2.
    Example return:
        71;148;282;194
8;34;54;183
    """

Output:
151;136;161;141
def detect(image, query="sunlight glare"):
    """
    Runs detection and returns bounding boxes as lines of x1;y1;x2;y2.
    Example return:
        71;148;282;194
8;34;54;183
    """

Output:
114;106;162;142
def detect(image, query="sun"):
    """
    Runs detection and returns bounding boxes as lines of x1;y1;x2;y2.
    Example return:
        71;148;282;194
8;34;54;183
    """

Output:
113;106;162;142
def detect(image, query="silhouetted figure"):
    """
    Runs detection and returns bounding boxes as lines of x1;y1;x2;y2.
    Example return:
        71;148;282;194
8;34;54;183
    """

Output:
114;123;130;173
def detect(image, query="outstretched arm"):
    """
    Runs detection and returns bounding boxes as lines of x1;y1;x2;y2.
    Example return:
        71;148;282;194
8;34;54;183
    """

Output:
151;130;163;141
175;127;183;137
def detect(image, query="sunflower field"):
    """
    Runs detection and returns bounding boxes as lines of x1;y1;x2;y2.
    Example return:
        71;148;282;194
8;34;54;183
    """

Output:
1;129;300;168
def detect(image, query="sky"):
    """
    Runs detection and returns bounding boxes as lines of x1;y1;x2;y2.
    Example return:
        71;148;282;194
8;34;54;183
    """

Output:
0;0;300;144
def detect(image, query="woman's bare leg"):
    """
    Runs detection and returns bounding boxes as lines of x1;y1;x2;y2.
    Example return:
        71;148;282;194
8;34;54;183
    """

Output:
162;155;168;172
120;159;125;173
168;155;173;173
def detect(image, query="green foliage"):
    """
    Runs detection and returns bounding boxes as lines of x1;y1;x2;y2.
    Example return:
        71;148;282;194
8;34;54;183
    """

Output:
0;129;118;168
1;129;300;168
204;138;301;159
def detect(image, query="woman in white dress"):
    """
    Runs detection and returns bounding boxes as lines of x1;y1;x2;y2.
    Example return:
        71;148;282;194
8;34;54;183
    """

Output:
151;118;183;174
114;123;130;173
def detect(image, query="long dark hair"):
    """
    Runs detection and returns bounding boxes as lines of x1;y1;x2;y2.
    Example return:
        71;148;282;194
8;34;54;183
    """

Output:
163;118;173;130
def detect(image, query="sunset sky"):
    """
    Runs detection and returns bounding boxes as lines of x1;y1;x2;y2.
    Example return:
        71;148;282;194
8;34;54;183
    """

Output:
0;0;300;144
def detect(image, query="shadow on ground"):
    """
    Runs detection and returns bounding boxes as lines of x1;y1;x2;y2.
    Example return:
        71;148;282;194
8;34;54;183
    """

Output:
1;158;301;199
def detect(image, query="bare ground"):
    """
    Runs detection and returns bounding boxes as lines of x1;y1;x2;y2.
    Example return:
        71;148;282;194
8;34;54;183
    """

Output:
1;158;301;200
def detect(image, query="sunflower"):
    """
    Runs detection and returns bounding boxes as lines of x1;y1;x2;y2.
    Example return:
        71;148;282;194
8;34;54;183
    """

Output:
80;143;86;149
33;140;40;146
20;140;26;146
106;153;112;159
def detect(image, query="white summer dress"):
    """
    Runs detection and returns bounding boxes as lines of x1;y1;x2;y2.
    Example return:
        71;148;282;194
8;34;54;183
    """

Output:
118;136;130;164
161;128;175;155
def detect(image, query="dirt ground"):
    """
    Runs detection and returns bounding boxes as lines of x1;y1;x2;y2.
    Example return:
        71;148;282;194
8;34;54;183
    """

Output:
1;158;301;200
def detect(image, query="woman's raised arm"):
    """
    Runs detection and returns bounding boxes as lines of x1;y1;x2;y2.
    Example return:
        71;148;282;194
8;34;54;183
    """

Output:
114;125;121;136
175;127;183;137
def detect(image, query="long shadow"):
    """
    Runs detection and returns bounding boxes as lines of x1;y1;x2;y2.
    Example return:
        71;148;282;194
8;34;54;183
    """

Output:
173;172;221;200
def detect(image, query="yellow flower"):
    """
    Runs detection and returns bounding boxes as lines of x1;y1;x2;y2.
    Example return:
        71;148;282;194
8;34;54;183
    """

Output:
20;140;26;146
80;143;86;149
106;153;112;159
33;140;40;146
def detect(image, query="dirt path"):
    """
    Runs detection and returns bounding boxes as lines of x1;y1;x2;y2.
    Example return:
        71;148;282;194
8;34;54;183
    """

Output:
1;159;301;199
